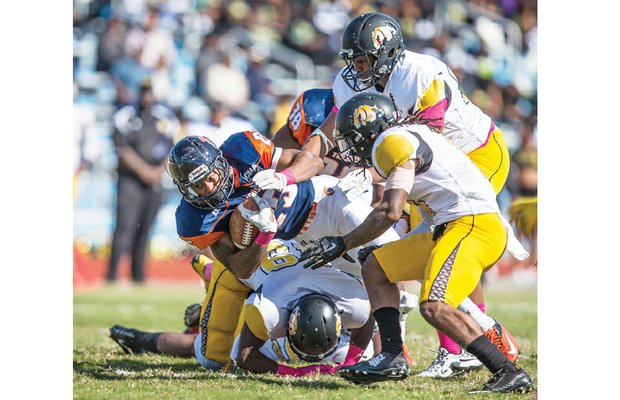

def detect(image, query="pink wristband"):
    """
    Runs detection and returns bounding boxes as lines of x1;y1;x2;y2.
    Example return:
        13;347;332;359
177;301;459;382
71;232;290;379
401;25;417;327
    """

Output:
280;168;296;185
255;231;275;246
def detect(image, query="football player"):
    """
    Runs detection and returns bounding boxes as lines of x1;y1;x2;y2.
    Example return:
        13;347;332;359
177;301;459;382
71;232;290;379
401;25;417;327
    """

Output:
301;12;529;377
232;240;374;376
299;94;532;393
166;132;323;369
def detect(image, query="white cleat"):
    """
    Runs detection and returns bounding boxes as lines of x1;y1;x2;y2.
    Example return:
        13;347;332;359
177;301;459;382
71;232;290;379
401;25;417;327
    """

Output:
417;346;479;378
453;349;483;371
399;290;418;316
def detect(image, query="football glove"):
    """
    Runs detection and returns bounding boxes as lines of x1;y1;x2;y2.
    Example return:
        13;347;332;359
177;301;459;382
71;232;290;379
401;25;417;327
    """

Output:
357;245;381;265
337;169;373;201
252;169;288;191
183;303;202;328
238;193;278;233
299;236;347;270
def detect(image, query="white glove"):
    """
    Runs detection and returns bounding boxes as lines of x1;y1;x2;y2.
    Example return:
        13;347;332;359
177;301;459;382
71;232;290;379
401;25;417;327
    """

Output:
252;169;288;191
337;169;373;201
238;194;278;233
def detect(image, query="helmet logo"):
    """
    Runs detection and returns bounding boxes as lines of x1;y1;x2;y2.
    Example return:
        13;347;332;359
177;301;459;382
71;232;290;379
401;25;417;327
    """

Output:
188;164;209;182
353;105;381;128
371;25;396;49
288;308;299;336
335;313;342;337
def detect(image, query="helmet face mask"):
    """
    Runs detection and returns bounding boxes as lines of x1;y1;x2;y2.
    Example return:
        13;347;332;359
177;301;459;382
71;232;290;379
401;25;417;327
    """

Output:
335;93;399;168
167;136;234;210
339;13;405;92
286;293;342;362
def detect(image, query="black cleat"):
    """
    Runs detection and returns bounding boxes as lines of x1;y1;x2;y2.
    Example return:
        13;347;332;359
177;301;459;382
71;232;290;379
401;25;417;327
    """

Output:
339;351;410;384
109;325;150;355
470;367;533;394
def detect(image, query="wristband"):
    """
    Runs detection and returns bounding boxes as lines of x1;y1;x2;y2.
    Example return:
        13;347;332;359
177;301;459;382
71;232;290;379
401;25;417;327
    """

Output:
279;168;296;185
255;231;275;246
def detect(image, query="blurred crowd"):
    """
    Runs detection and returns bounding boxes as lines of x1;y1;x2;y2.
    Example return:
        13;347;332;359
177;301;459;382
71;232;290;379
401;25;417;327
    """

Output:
73;0;537;260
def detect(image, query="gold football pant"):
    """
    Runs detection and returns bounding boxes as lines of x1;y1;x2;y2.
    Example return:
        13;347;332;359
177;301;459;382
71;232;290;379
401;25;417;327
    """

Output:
467;127;510;195
198;258;251;364
373;213;507;307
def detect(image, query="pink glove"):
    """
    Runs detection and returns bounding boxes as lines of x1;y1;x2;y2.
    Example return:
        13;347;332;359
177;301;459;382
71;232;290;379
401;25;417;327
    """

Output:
276;364;338;377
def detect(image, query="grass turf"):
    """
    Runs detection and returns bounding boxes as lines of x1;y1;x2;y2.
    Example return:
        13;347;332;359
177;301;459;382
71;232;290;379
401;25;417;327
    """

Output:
74;281;537;399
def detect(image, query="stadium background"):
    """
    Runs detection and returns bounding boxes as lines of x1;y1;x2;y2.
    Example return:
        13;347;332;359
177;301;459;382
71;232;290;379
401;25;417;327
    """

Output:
72;0;537;287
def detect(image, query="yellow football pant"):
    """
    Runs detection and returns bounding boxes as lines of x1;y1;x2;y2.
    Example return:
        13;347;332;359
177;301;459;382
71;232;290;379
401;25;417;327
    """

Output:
373;213;507;307
198;258;251;363
467;127;510;195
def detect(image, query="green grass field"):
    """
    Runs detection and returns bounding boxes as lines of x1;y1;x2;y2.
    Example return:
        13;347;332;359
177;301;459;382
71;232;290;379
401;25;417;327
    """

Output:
74;282;537;399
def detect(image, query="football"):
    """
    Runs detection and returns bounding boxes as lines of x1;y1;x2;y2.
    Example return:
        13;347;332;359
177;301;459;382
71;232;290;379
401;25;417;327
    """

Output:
229;196;261;249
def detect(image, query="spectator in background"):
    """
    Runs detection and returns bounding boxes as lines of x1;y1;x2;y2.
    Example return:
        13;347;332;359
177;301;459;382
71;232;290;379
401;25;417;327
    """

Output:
96;16;127;72
109;39;151;107
204;49;250;109
107;79;180;283
185;100;255;147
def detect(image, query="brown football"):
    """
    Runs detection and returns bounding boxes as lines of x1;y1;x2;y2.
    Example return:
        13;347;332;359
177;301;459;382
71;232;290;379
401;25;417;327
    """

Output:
229;197;261;249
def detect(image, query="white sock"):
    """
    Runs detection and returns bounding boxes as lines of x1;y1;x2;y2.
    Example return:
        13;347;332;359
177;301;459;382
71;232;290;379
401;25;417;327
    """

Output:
458;297;495;332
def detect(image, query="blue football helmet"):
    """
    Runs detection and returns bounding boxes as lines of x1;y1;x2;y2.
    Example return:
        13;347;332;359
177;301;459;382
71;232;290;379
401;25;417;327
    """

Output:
167;136;234;209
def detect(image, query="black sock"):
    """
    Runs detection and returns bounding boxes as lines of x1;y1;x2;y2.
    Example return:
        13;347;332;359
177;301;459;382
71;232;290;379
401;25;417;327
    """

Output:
373;307;402;357
466;335;517;374
137;332;162;354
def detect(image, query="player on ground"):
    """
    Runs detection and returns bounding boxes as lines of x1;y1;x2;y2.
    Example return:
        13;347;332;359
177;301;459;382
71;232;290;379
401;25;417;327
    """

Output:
299;94;532;393
232;240;374;376
166;132;323;369
109;240;377;376
302;12;527;377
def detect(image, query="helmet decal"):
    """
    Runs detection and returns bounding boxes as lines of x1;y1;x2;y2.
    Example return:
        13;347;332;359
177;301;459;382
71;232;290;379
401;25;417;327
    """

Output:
188;164;209;182
371;24;397;49
353;105;383;128
335;313;342;337
288;308;299;336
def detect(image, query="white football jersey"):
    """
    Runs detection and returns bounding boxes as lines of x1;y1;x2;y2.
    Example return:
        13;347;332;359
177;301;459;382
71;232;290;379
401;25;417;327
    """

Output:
244;239;370;341
292;174;403;277
333;50;492;154
371;123;500;226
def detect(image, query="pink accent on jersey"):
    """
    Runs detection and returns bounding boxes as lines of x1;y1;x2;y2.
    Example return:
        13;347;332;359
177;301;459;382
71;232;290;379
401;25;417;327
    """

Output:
477;121;496;149
332;105;339;113
203;262;213;283
416;98;449;128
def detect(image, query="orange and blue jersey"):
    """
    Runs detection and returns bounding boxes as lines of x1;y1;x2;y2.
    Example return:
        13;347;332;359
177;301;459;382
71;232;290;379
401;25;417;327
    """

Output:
287;88;335;146
287;88;353;179
175;130;317;249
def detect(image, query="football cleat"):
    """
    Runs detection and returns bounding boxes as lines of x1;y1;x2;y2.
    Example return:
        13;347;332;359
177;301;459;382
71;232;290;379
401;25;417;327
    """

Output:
109;325;150;355
484;321;519;364
339;351;410;384
417;346;481;378
453;349;483;371
402;343;417;367
399;290;419;315
470;367;533;393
